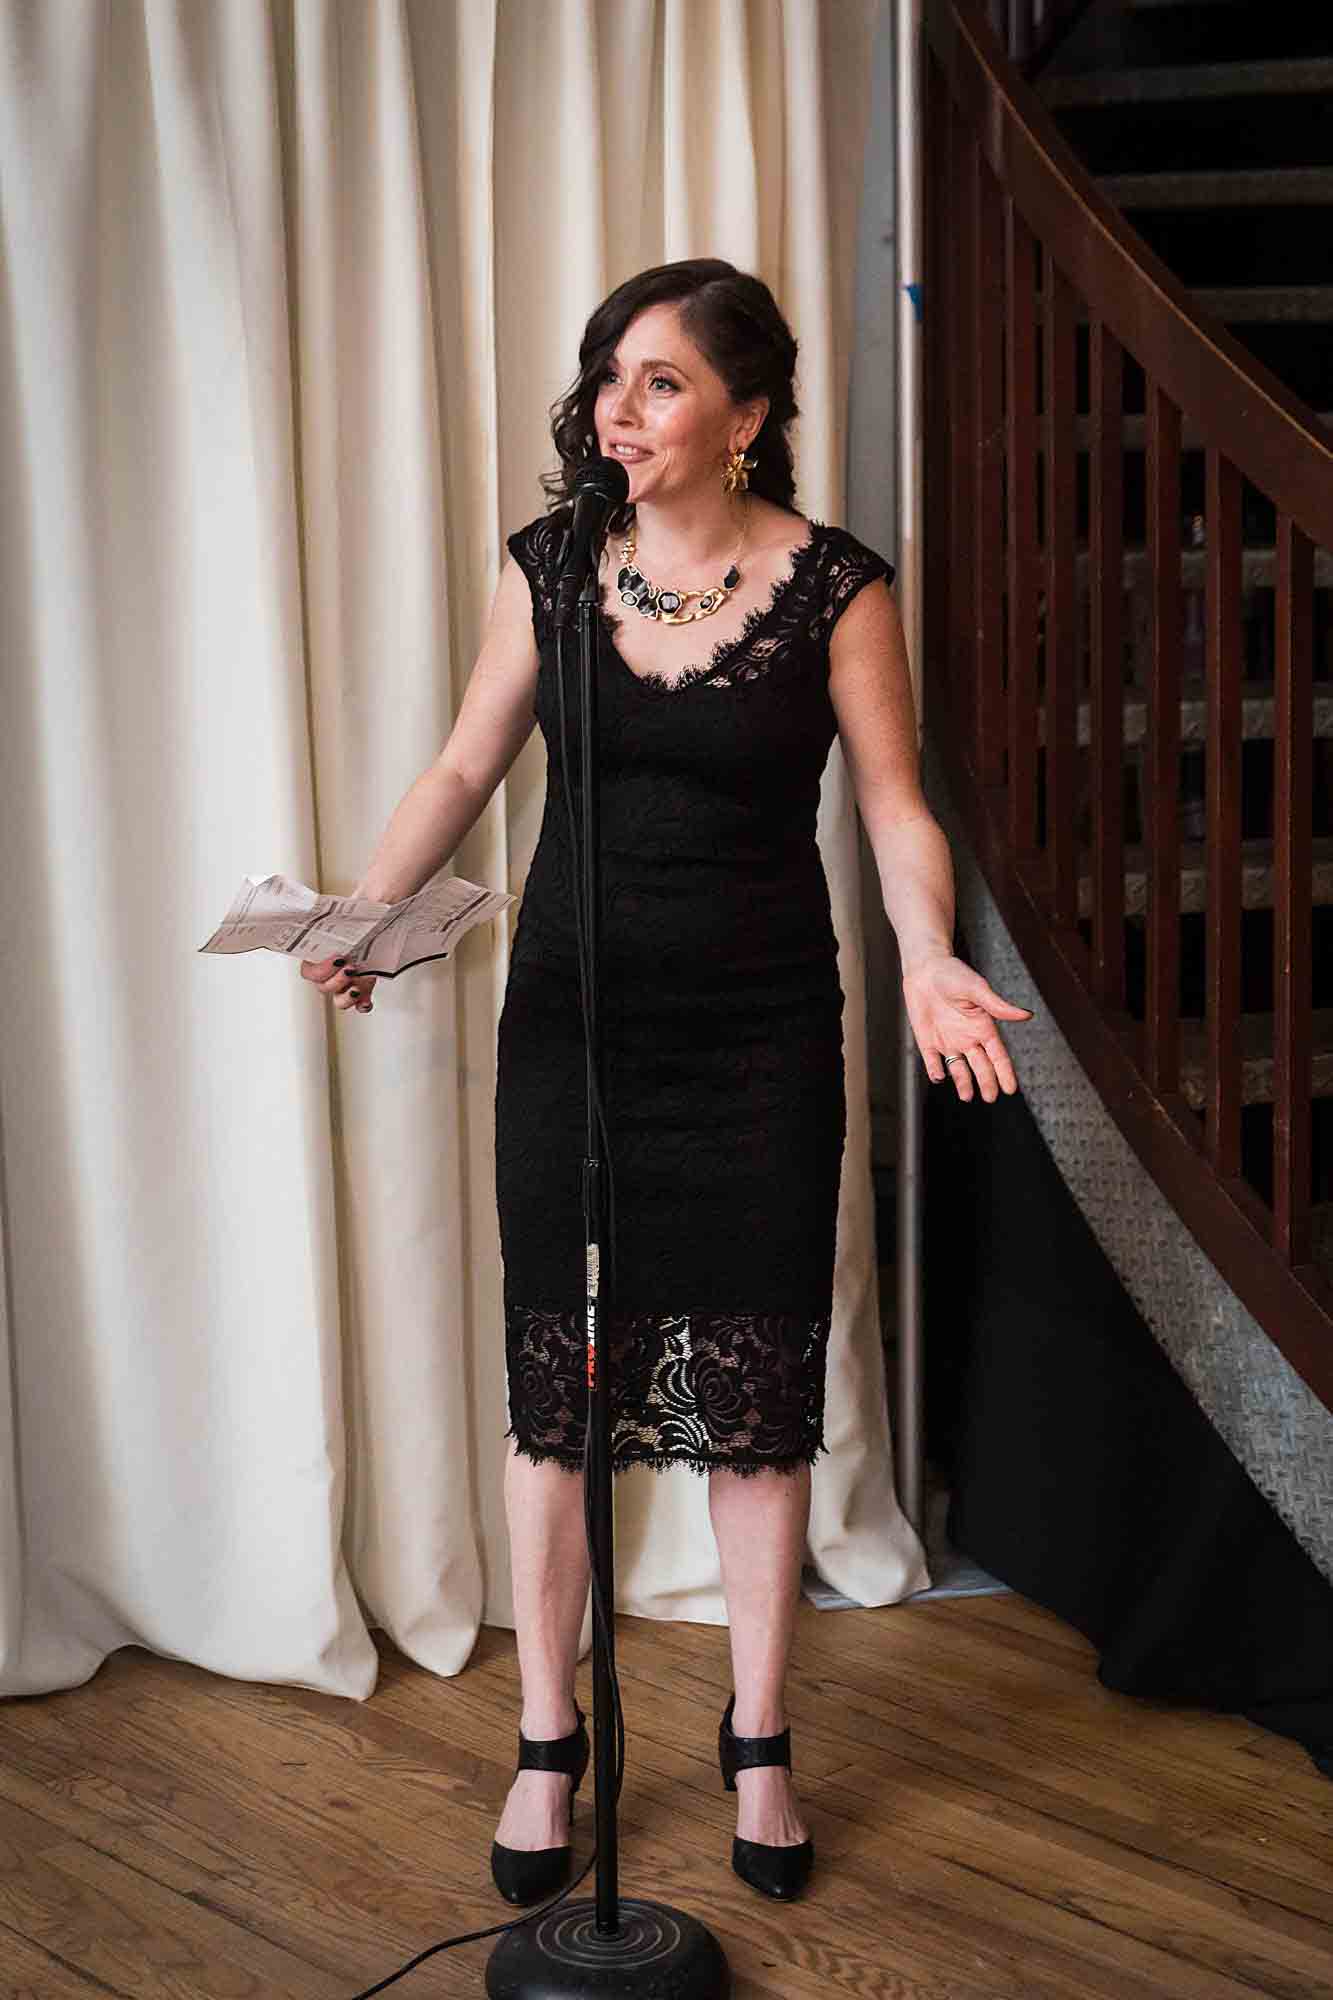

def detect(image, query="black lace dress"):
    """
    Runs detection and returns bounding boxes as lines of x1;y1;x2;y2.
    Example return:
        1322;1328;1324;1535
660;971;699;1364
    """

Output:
496;507;895;1476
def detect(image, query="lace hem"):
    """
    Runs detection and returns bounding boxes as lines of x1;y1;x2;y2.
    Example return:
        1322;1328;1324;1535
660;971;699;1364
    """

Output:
504;1431;828;1479
504;1303;831;1476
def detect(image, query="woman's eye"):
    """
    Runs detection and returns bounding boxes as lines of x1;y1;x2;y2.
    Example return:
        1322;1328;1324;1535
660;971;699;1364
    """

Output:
598;369;676;392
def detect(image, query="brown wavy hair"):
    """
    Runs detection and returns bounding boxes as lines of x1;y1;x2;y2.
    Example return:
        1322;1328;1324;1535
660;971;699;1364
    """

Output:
539;258;801;537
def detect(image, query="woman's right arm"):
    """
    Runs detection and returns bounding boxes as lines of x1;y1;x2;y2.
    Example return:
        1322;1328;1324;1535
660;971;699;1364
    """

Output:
303;550;540;1011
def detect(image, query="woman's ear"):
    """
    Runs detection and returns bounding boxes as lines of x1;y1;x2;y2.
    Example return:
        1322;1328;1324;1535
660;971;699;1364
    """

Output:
745;396;770;449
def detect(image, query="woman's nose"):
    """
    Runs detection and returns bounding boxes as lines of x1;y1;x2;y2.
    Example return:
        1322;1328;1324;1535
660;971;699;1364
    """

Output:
609;381;640;426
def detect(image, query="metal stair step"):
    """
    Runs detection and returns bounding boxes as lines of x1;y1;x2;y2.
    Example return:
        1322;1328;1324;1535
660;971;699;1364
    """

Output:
1040;679;1333;752
1072;411;1332;450
1075;835;1333;922
1177;1008;1333;1111
1099;168;1333;208
1039;57;1333;107
1186;286;1333;324
1114;0;1333;67
1073;547;1333;590
1064;287;1333;327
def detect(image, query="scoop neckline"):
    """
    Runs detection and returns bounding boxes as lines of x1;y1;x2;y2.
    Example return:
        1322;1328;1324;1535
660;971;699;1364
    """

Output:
595;517;827;692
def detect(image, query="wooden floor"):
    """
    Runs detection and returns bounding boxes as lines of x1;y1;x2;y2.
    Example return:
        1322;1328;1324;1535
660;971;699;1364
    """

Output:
0;1589;1330;1999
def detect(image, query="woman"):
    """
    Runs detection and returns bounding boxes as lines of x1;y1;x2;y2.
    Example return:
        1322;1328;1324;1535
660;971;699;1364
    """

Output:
303;258;1030;1905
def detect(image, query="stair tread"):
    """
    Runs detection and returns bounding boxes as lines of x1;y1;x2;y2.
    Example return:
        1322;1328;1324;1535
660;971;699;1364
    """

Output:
1100;168;1333;208
1040;56;1333;107
1072;411;1333;448
1176;1009;1333;1109
1040;679;1333;750
1073;837;1333;921
1187;285;1333;322
1072;547;1333;588
1060;285;1333;325
1179;1009;1333;1054
1058;285;1333;326
1082;835;1333;867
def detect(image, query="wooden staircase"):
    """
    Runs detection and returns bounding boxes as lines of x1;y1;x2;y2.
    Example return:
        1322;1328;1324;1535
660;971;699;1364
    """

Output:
1040;2;1333;416
1037;3;1333;1258
928;0;1333;1410
1040;3;1328;1264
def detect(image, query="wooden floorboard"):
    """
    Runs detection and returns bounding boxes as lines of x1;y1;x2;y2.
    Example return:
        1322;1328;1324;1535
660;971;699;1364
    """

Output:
0;1591;1328;1999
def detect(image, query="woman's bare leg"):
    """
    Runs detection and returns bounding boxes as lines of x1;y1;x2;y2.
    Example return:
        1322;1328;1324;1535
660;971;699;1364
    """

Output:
493;1439;591;1850
708;1463;811;1846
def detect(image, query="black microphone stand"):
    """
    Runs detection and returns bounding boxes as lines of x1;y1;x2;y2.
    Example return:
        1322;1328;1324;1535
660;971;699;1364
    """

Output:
485;513;730;1999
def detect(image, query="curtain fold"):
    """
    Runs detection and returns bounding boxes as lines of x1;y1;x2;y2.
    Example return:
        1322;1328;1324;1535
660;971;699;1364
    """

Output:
0;0;928;1703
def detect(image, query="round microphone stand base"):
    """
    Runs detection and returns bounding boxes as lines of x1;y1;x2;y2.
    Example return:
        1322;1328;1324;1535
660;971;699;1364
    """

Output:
485;1896;731;1999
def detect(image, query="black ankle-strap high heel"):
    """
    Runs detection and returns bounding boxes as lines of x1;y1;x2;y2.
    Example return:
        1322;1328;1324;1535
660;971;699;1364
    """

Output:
489;1704;590;1906
718;1692;815;1900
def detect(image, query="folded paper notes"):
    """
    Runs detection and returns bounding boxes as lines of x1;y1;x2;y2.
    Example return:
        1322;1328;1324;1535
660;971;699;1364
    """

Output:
200;866;513;978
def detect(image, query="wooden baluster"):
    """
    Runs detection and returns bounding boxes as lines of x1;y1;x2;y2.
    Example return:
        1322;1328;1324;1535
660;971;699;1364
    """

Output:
973;150;1005;788
1089;318;1125;1010
950;110;978;772
1043;250;1077;929
931;63;960;745
1273;513;1314;1264
1144;384;1182;1098
1006;201;1039;857
924;57;951;742
1007;0;1034;64
1204;450;1243;1177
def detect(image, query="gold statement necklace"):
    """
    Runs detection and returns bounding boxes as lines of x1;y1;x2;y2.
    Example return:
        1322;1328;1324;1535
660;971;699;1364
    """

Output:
613;502;752;625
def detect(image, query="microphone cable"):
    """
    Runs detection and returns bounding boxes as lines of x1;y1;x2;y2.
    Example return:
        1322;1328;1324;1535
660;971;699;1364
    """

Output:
344;592;625;1996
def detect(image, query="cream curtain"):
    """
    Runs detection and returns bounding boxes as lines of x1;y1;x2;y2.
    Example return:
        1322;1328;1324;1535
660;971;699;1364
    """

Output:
0;0;929;1702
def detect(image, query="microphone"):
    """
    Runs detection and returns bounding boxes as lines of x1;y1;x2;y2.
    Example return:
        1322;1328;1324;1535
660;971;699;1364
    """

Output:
553;454;631;630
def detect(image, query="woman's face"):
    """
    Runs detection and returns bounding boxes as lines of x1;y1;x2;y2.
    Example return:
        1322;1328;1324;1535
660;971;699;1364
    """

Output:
593;301;764;511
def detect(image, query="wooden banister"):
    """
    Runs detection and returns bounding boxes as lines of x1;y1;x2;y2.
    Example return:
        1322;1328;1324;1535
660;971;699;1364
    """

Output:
932;5;1333;543
923;0;1333;1411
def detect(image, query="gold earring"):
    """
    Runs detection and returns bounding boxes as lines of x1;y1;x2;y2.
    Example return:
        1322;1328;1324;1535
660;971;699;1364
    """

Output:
721;444;757;495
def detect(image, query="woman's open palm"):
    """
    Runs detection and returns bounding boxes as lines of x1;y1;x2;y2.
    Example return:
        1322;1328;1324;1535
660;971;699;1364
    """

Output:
901;953;1033;1102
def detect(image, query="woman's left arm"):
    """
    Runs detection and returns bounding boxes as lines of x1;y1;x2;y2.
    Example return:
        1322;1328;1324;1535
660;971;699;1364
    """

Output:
827;577;1033;1102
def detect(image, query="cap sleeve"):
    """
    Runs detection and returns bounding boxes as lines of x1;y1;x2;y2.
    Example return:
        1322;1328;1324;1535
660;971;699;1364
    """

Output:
818;527;896;643
504;510;569;651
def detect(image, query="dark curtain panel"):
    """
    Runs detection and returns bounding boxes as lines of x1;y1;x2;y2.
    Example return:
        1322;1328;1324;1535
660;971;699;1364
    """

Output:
922;947;1333;1776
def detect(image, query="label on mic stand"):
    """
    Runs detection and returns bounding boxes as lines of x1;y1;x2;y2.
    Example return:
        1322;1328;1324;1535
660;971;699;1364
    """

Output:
585;1245;599;1389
